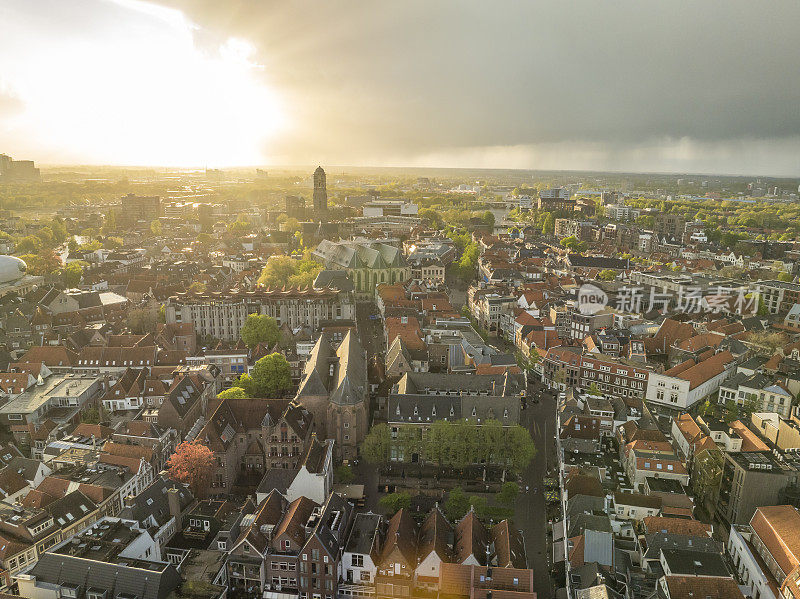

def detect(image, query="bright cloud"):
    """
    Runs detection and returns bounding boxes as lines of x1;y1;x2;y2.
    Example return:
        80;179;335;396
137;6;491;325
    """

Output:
0;0;285;166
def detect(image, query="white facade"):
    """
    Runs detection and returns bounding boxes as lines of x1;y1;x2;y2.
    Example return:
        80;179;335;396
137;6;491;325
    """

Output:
646;362;735;413
285;440;334;504
727;524;778;599
718;381;793;419
116;458;155;505
614;501;660;521
341;551;378;593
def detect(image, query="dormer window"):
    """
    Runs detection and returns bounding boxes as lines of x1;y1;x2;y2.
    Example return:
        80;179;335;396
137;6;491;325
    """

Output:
450;406;455;417
472;407;477;417
431;406;437;416
413;406;419;416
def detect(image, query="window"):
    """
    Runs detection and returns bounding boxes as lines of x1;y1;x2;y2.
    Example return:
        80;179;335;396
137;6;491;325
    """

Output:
352;554;364;568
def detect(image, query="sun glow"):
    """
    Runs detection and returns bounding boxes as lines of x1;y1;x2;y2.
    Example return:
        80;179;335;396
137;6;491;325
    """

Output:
0;0;286;167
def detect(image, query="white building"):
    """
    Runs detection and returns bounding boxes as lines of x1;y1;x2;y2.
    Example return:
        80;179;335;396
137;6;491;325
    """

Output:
340;512;383;597
645;351;737;415
727;523;779;599
285;438;334;505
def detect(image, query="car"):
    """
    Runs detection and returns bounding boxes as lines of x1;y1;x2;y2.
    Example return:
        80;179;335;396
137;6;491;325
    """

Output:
368;314;380;320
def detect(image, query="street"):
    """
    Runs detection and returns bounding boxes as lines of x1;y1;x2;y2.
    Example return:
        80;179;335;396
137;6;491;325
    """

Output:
354;300;384;514
355;301;384;365
515;378;558;599
353;299;558;596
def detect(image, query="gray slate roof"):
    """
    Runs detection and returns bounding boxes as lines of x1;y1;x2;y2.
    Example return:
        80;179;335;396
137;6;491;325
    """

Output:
27;552;181;599
314;240;406;270
296;330;367;407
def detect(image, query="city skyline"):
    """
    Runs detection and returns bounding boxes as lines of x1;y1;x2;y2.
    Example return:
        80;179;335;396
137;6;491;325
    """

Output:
1;0;800;176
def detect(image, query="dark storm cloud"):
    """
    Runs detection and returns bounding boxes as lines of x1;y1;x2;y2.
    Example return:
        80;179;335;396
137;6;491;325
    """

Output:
155;0;800;161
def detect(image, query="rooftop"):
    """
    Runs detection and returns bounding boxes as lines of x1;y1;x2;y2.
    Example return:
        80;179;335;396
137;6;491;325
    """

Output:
53;517;147;562
0;375;99;416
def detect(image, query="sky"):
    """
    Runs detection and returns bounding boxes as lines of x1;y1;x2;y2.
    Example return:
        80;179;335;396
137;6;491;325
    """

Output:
1;0;800;175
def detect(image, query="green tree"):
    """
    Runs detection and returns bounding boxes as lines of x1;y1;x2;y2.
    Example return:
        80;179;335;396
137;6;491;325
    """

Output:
691;447;724;514
19;251;61;275
150;219;163;235
468;495;489;517
35;227;54;245
598;269;617;281
477;419;503;465
419;208;442;228
456;242;480;281
288;255;323;288
282;217;302;234
217;387;249;400
723;400;740;424
379;492;411;516
498;425;537;474
258;254;323;288
234;374;257;397
62;262;85;287
397;426;424;464
250;353;292;397
423;420;453;467
16;235;41;253
497;481;519;506
228;218;251;236
757;296;769;316
542;213;555;236
778;271;793;282
740;394;762;418
560;235;580;251
240;313;281;348
482;211;495;229
335;464;355;484
699;399;714;417
81;404;107;424
50;219;68;243
443;487;471;522
586;383;602;397
361;424;391;465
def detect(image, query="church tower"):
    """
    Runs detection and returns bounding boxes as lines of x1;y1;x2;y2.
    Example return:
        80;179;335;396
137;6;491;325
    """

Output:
313;166;328;212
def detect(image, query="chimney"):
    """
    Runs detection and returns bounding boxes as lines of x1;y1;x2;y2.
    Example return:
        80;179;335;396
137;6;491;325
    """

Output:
167;487;182;520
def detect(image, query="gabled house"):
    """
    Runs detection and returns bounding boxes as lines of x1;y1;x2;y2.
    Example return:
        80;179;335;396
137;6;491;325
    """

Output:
375;508;418;598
